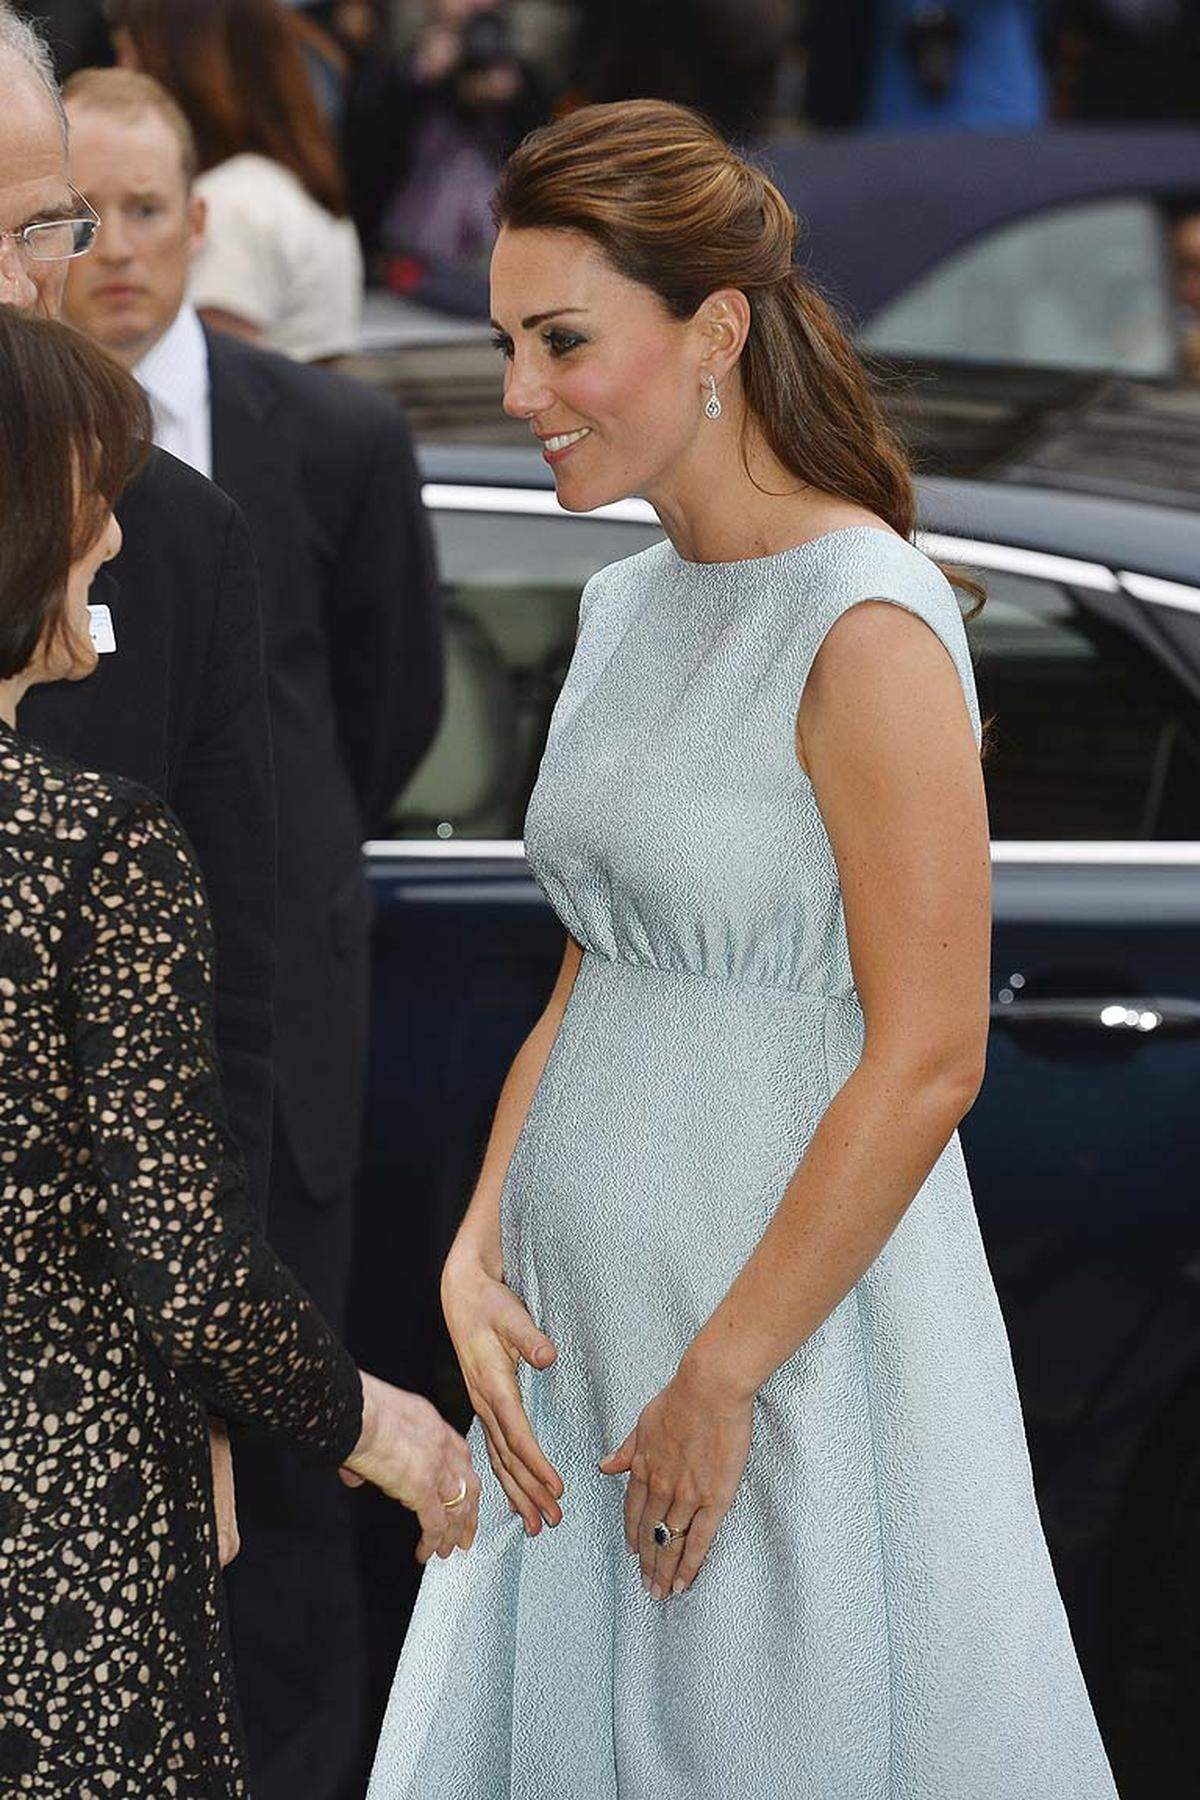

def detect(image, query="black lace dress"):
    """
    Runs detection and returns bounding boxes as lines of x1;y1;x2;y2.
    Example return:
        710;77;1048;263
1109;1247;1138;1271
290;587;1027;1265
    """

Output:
0;720;363;1797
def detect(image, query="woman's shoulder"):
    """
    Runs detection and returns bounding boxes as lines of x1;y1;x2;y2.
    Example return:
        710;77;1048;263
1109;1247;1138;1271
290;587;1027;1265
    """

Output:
789;525;982;744
576;517;964;637
1;730;177;868
782;521;966;630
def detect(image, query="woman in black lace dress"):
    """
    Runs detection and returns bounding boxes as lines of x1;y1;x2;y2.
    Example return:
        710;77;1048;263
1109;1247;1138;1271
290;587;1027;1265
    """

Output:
0;309;480;1795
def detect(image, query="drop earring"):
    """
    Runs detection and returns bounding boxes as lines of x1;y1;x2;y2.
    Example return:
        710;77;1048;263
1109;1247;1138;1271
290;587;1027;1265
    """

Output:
703;374;722;421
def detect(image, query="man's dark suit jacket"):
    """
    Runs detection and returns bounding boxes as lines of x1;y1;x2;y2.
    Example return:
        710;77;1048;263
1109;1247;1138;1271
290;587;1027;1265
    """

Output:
206;326;442;1202
20;449;276;1217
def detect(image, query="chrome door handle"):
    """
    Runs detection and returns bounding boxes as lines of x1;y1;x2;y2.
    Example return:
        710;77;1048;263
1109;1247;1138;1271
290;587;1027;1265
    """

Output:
990;996;1200;1034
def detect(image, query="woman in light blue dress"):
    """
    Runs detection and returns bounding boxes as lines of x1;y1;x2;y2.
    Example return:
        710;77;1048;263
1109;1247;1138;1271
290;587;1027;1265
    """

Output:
369;99;1119;1800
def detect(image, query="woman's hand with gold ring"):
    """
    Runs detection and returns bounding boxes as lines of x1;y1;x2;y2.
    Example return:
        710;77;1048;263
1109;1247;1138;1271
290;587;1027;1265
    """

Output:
340;1371;482;1563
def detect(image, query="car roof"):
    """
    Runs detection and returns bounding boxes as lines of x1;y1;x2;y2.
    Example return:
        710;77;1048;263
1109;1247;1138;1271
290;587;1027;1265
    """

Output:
416;442;1200;588
359;128;1200;338
760;126;1200;320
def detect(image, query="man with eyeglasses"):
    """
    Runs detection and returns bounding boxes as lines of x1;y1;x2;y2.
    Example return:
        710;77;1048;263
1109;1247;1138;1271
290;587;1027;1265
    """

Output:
0;0;276;1620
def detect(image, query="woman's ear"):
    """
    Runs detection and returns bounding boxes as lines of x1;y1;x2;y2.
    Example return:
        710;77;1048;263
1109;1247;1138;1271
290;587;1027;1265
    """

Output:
696;287;751;382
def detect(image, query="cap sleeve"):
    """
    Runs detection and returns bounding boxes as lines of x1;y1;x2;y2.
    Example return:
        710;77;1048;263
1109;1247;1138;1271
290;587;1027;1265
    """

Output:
791;531;983;753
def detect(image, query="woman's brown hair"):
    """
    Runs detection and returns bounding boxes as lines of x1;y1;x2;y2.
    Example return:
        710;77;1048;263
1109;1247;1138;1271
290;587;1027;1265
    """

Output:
492;100;986;624
107;0;347;216
0;307;150;682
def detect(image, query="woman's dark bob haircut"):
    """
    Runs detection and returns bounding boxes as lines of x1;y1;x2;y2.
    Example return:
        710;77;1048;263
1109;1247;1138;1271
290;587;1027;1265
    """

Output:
0;307;150;682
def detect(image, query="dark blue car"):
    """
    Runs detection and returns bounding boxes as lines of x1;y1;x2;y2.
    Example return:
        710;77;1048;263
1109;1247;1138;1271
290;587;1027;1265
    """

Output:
346;445;1200;1795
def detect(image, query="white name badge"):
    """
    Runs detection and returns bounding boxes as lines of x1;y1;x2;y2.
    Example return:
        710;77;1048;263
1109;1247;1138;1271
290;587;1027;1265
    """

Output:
88;603;117;655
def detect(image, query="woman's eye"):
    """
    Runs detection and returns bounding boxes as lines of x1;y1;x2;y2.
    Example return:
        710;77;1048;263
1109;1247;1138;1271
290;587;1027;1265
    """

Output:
489;329;583;360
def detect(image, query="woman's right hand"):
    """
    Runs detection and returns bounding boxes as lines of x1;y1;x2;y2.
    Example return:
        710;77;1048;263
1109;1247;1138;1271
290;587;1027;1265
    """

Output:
441;1252;563;1535
339;1371;480;1564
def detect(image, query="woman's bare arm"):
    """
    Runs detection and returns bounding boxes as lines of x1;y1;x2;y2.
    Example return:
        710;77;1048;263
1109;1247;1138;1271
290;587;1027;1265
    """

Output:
446;932;584;1283
437;932;583;1531
682;599;992;1402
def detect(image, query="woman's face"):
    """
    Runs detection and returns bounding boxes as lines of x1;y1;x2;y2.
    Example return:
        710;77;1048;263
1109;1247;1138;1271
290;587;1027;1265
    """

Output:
38;508;123;686
489;227;713;513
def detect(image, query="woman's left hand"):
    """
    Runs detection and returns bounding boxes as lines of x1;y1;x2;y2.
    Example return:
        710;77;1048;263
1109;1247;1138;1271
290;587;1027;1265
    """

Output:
598;1359;753;1599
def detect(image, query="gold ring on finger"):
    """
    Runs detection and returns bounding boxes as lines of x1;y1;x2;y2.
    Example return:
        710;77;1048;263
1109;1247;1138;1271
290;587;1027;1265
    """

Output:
443;1478;469;1510
652;1520;687;1548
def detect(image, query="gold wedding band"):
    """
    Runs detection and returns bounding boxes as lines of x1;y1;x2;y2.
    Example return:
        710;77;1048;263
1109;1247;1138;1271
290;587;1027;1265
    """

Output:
443;1478;469;1511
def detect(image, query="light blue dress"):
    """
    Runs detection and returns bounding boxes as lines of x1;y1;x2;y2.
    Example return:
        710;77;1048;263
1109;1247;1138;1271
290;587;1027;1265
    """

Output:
368;527;1119;1800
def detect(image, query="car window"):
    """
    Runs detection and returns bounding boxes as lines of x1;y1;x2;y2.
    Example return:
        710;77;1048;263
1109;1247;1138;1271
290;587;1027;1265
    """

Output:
386;516;1200;846
964;571;1200;839
387;507;663;840
860;198;1174;377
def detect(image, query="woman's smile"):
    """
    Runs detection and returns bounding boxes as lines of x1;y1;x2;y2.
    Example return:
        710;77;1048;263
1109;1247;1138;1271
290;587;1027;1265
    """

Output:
539;425;592;463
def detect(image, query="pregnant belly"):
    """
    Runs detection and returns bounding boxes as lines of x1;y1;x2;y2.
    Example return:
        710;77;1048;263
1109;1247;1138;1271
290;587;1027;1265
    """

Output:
499;952;858;1346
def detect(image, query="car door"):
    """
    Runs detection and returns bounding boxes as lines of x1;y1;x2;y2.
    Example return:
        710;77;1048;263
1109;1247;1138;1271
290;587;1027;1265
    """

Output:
932;534;1200;1792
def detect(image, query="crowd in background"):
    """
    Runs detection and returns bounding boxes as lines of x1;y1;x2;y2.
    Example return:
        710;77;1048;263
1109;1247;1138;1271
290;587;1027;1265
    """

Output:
17;0;1200;320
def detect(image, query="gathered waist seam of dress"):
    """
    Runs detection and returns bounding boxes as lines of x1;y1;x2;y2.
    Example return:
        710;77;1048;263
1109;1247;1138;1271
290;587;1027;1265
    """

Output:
579;947;860;1010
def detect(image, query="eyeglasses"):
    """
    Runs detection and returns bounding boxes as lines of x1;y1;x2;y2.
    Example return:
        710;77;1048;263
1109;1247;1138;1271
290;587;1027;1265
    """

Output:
0;185;100;264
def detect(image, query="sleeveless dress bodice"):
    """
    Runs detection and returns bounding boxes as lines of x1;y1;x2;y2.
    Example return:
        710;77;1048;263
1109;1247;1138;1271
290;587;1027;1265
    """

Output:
368;527;1117;1800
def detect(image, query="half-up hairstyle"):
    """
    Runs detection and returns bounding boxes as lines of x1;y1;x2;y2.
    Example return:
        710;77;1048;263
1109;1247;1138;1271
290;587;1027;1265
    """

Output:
492;99;985;624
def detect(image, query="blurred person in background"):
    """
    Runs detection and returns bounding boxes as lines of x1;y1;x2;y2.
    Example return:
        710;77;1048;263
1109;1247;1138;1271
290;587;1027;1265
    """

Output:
346;0;545;286
61;64;444;1800
799;0;880;130
106;0;364;361
292;0;388;58
1051;0;1200;121
567;0;792;142
863;0;1049;129
0;301;479;1799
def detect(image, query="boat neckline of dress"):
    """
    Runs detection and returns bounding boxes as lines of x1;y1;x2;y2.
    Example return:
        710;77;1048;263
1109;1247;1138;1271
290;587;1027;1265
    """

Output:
663;522;910;575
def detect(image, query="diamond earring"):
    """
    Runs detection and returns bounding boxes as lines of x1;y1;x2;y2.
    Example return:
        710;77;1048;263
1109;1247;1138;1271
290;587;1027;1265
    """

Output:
703;374;722;421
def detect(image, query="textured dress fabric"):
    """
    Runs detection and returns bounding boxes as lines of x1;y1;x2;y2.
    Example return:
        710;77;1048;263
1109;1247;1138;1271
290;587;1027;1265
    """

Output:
0;723;363;1798
367;526;1119;1800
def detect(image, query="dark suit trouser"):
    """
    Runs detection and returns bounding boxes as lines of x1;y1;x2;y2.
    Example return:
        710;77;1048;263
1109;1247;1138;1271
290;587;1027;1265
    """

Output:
225;1121;368;1800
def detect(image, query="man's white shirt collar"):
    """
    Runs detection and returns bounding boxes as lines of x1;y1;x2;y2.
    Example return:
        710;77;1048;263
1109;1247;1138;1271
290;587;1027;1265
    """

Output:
133;302;213;480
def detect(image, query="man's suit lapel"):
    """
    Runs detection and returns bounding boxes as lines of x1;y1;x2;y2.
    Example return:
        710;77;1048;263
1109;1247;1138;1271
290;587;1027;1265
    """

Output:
206;329;292;635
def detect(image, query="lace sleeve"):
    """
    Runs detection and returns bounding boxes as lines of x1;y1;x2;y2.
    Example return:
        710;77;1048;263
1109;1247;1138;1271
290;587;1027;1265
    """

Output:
62;796;363;1462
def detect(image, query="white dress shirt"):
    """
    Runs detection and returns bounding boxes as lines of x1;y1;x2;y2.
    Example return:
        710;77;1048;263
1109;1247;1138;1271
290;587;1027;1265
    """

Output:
134;301;212;479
